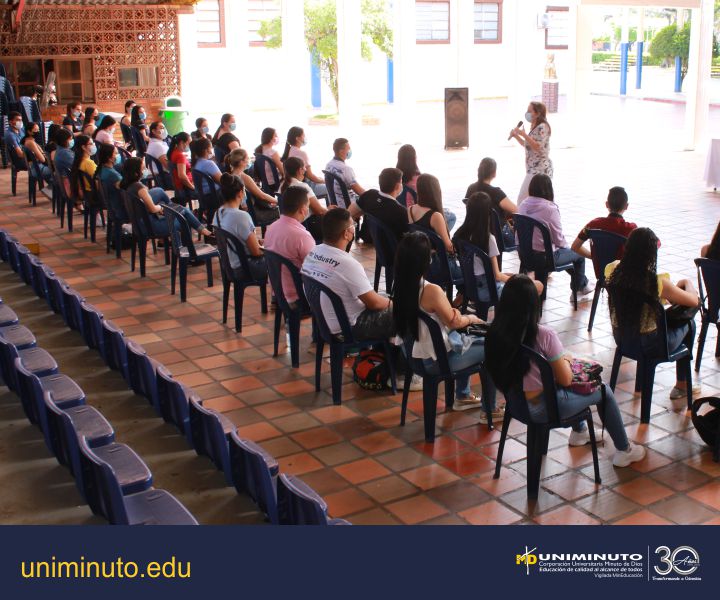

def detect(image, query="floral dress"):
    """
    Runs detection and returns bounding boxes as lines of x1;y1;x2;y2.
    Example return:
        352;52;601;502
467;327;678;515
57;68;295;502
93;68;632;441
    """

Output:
525;122;553;177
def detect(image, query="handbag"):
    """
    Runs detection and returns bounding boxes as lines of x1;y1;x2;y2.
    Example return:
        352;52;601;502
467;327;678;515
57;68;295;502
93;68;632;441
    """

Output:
665;304;700;328
568;358;603;395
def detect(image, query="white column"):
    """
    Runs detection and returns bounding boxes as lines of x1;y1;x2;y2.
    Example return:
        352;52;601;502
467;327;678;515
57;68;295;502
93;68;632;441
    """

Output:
392;0;417;144
176;10;199;110
566;2;594;148
637;8;645;44
456;0;475;87
336;0;362;134
683;0;714;150
508;0;546;120
282;0;308;123
620;7;629;44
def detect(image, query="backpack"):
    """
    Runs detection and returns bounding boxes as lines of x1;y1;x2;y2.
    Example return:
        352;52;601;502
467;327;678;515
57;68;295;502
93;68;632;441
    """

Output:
568;358;603;395
691;396;720;450
352;349;388;391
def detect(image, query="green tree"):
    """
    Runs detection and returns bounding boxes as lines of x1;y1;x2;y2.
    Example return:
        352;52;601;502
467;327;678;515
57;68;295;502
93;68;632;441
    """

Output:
650;22;691;80
258;0;393;108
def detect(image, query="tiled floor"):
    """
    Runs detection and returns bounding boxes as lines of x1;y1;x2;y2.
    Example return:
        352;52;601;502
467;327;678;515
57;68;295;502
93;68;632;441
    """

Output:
2;96;720;525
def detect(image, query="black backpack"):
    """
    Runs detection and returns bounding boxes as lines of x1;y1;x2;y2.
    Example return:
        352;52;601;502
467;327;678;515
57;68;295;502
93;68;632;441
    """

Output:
691;397;720;460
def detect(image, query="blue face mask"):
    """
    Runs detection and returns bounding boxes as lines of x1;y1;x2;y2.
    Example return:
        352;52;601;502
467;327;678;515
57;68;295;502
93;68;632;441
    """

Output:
229;123;237;132
68;139;75;149
114;153;122;165
201;126;209;134
347;150;353;160
142;168;151;179
138;113;146;122
73;110;81;118
88;144;97;157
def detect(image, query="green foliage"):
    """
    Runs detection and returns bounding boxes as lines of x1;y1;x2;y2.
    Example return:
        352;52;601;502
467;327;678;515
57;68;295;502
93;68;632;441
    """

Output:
591;52;613;64
613;26;637;43
258;0;393;108
650;23;690;80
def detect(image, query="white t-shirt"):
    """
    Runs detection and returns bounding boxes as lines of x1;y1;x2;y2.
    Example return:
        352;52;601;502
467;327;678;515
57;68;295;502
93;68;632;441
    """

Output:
289;177;316;199
473;234;500;277
325;157;358;209
146;138;169;173
288;146;309;166
262;147;280;186
301;244;372;334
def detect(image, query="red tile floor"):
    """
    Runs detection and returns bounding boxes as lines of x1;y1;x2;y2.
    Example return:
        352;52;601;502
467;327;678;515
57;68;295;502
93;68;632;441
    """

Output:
3;98;720;525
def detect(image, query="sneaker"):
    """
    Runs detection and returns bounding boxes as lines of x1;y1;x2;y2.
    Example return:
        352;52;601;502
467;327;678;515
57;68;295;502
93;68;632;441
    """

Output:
568;429;591;446
669;384;702;399
577;282;595;296
388;374;423;392
612;443;646;467
454;394;483;411
477;405;505;422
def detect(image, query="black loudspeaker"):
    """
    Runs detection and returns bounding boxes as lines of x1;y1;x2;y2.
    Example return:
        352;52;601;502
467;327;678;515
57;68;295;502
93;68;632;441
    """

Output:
444;87;469;149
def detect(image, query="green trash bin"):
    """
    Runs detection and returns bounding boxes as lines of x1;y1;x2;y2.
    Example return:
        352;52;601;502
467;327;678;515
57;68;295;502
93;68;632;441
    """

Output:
160;95;188;136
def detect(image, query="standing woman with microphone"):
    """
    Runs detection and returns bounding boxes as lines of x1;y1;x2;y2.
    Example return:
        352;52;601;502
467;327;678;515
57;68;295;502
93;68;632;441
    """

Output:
509;101;552;204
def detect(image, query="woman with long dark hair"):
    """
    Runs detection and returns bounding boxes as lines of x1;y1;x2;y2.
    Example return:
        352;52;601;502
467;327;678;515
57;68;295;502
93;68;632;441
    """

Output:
69;134;97;202
93;115;117;145
701;221;720;260
130;104;150;152
485;275;646;466
120;100;135;127
167;133;195;198
510;101;553;203
212;113;240;154
254;127;284;186
62;101;83;135
225;148;277;207
393;231;498;416
606;227;700;399
82;106;99;136
96;143;127;221
395;144;420;208
282;126;326;197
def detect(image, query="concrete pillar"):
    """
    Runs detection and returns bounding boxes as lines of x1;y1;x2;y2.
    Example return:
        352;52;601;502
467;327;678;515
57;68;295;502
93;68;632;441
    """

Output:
566;2;594;148
620;7;629;44
508;0;546;120
335;0;362;135
456;0;475;87
392;0;417;143
683;0;714;150
282;0;308;123
176;10;199;111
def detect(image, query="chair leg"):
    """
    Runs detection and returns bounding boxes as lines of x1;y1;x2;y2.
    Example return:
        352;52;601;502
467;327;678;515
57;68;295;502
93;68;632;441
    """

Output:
259;284;268;314
715;324;720;357
273;309;282;357
170;253;177;296
695;318;709;371
234;285;245;333
179;258;188;302
587;414;601;484
685;359;693;412
115;222;123;259
205;258;214;287
139;240;147;278
526;425;544;499
329;343;345;405
382;341;397;395
400;370;412;426
386;270;393;296
609;349;622;391
221;281;229;324
479;368;494;431
640;361;656;424
587;286;601;332
288;314;301;369
422;379;439;443
444;378;455;411
314;340;324;392
634;361;644;395
163;239;170;265
373;263;380;292
83;206;89;239
493;411;512;479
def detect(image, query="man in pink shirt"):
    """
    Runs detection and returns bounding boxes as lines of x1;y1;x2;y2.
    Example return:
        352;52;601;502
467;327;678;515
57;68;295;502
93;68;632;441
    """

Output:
264;186;316;304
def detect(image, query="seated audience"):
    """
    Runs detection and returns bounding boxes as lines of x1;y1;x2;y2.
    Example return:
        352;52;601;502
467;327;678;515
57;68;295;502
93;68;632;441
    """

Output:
192;117;212;142
282;126;326;197
354;167;408;241
254;127;284;187
167;133;195;198
62;102;83;136
485;274;646;465
396;144;420;207
606;227;701;399
53;128;74;178
302;209;392;340
4;111;26;164
325;138;366;208
213;173;266;280
517;174;594;299
22;121;53;184
145;121;170;173
120;100;135;127
96;143;127;221
191;137;222;194
92;116;118;146
82;107;99;136
465;157;517;247
226;148;278;208
264;186;316;303
393;231;497;414
280;156;325;241
212;113;241;157
571;186;637;260
130;105;150;153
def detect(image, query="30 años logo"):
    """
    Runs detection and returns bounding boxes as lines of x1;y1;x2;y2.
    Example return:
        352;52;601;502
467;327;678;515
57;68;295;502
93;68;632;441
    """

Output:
653;546;700;577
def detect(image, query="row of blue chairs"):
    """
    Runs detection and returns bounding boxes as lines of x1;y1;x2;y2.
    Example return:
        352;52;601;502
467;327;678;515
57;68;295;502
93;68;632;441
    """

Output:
0;226;349;525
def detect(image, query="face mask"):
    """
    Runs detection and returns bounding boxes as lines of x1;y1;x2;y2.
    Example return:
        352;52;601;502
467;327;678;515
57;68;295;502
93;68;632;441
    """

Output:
247;160;254;171
88;144;97;156
114;153;122;165
138;113;146;122
525;111;533;123
229;123;237;132
142;168;151;179
346;150;353;160
68;139;75;149
11;121;22;130
73;111;81;118
201;126;209;134
158;128;166;137
301;138;307;146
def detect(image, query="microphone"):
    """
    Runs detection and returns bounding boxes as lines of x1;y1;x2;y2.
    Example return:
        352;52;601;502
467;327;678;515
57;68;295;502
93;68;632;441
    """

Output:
507;121;523;141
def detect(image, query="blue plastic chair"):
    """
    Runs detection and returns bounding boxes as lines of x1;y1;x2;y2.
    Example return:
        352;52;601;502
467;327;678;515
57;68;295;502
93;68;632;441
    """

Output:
0;337;58;393
5;239;25;274
264;250;308;368
156;365;193;444
229;431;279;524
130;126;147;156
695;257;720;372
396;185;417;208
55;172;76;233
455;239;500;321
491;208;516;271
277;473;351;525
607;287;693;423
493;345;601;499
213;145;227;170
8;143;28;198
399;311;494;443
322;169;352;208
214;227;268;333
102;320;130;381
0;229;17;262
191;169;221;227
301;275;397;405
253;153;281;195
514;213;578;311
363;213;398;294
79;436;199;525
29;255;52;299
97;177;129;259
45;272;69;316
144;153;174;191
126;191;170;278
23;146;42;207
60;284;85;334
77;170;105;243
120;122;133;147
586;229;627;332
0;302;19;327
408;224;463;302
162;203;218;303
79;301;106;359
126;340;160;413
0;323;36;350
189;396;236;485
17;245;35;285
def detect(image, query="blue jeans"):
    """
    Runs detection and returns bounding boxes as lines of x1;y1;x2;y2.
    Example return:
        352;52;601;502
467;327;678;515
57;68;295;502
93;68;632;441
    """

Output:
308;180;327;198
148;189;202;237
428;254;462;285
422;336;496;405
553;247;588;290
528;385;629;451
33;163;52;185
475;274;504;303
444;209;457;231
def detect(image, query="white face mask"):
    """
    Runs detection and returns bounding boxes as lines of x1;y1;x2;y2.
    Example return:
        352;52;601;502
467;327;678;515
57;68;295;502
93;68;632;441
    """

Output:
525;111;534;123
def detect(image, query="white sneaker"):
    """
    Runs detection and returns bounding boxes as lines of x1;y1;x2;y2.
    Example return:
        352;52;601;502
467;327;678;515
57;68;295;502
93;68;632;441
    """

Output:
612;443;646;467
577;282;595;296
568;429;590;446
669;384;702;400
390;373;423;392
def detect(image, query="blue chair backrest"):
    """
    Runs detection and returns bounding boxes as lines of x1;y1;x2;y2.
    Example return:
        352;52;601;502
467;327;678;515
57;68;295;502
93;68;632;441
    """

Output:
277;473;331;525
162;203;199;262
301;274;355;344
190;168;220;224
214;226;264;284
696;257;720;323
29;255;48;298
6;239;22;272
492;207;516;253
144;153;174;191
77;170;98;205
587;229;627;281
0;336;21;391
189;396;232;484
156;365;191;436
78;435;130;524
126;340;159;411
43;390;84;478
264;250;306;317
61;285;85;334
455;239;499;309
513;214;555;272
501;346;560;425
229;431;279;524
17;246;34;285
13;355;45;427
407;223;455;287
102;320;129;379
363;213;398;273
0;228;15;262
396;185;417;207
80;301;105;356
322;170;351;208
45;273;66;314
126;190;157;242
253;154;280;194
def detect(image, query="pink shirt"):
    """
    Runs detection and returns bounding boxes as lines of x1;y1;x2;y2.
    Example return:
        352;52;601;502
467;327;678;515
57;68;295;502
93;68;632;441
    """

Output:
264;215;315;303
94;129;115;145
516;195;568;252
523;325;565;392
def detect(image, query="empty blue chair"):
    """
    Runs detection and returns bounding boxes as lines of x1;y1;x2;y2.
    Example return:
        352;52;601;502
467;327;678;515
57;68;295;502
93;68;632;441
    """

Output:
191;169;221;227
80;301;106;360
45;272;66;315
126;340;160;413
586;229;627;332
6;240;27;274
17;245;34;285
229;432;279;523
0;229;17;262
102;320;129;381
0;323;36;349
0;337;58;393
14;357;85;425
60;285;85;334
277;473;351;525
189;395;235;485
302;275;397;405
79;436;198;525
156;365;193;444
0;303;19;326
144;154;174;191
695;257;720;372
126;191;170;278
253;154;281;195
29;256;52;299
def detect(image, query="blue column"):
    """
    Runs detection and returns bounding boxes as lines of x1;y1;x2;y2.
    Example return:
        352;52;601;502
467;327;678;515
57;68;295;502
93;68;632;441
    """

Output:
387;58;394;104
620;42;628;96
674;56;683;92
310;51;322;109
635;40;644;89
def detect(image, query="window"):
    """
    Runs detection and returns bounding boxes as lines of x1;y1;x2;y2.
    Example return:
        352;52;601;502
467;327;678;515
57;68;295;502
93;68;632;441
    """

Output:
545;6;569;50
248;0;281;46
55;59;95;103
118;67;158;89
474;1;501;44
196;0;225;47
416;1;450;43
